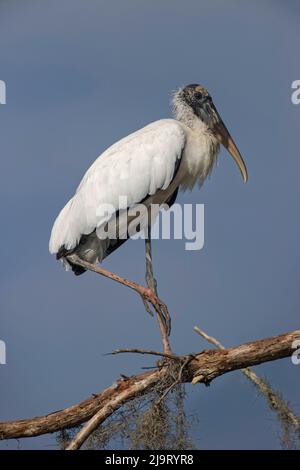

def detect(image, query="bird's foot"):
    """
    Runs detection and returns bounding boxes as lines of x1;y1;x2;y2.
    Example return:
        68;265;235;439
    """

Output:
141;288;171;336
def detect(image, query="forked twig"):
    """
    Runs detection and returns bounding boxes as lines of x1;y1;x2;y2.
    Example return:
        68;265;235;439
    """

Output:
106;348;178;361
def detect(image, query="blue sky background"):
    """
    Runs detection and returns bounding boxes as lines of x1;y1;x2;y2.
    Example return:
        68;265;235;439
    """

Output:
0;0;299;449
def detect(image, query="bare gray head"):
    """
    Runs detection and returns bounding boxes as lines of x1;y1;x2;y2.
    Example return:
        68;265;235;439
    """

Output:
172;83;248;183
173;83;226;130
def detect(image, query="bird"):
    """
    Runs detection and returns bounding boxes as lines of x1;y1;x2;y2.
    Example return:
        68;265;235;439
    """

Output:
49;84;248;276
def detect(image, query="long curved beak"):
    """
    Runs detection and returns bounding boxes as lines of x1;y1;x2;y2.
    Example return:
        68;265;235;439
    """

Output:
213;120;248;183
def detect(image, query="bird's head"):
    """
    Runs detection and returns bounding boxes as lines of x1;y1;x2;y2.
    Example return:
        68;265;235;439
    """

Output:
173;83;248;183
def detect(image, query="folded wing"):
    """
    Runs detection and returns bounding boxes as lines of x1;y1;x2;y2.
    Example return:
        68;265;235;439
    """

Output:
49;119;186;255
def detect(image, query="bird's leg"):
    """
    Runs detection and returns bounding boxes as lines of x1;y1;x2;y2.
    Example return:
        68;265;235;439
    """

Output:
145;235;157;295
144;224;172;354
66;254;167;324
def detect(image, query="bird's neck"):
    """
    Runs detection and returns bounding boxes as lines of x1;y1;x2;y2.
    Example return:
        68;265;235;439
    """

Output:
172;95;220;187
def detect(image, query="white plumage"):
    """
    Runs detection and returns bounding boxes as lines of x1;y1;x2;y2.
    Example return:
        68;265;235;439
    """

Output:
49;84;247;274
49;119;185;254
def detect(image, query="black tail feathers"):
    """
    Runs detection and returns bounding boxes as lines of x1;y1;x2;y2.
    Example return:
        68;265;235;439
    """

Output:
71;264;86;276
56;246;86;276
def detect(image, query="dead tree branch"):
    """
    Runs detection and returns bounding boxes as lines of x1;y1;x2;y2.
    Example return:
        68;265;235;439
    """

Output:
194;326;300;436
0;329;299;444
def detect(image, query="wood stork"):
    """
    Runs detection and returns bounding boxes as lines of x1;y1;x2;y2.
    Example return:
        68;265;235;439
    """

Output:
49;84;248;276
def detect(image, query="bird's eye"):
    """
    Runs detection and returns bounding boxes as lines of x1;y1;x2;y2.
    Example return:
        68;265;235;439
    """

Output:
195;92;203;100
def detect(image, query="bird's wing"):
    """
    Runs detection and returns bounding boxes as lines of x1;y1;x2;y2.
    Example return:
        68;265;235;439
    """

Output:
49;119;186;253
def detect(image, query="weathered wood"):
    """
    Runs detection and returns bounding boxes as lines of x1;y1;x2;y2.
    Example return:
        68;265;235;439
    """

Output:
0;329;299;441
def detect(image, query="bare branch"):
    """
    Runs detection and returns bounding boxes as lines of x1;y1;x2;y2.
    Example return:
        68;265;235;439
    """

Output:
65;371;163;450
194;325;300;437
0;329;299;443
107;348;178;361
194;326;225;350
